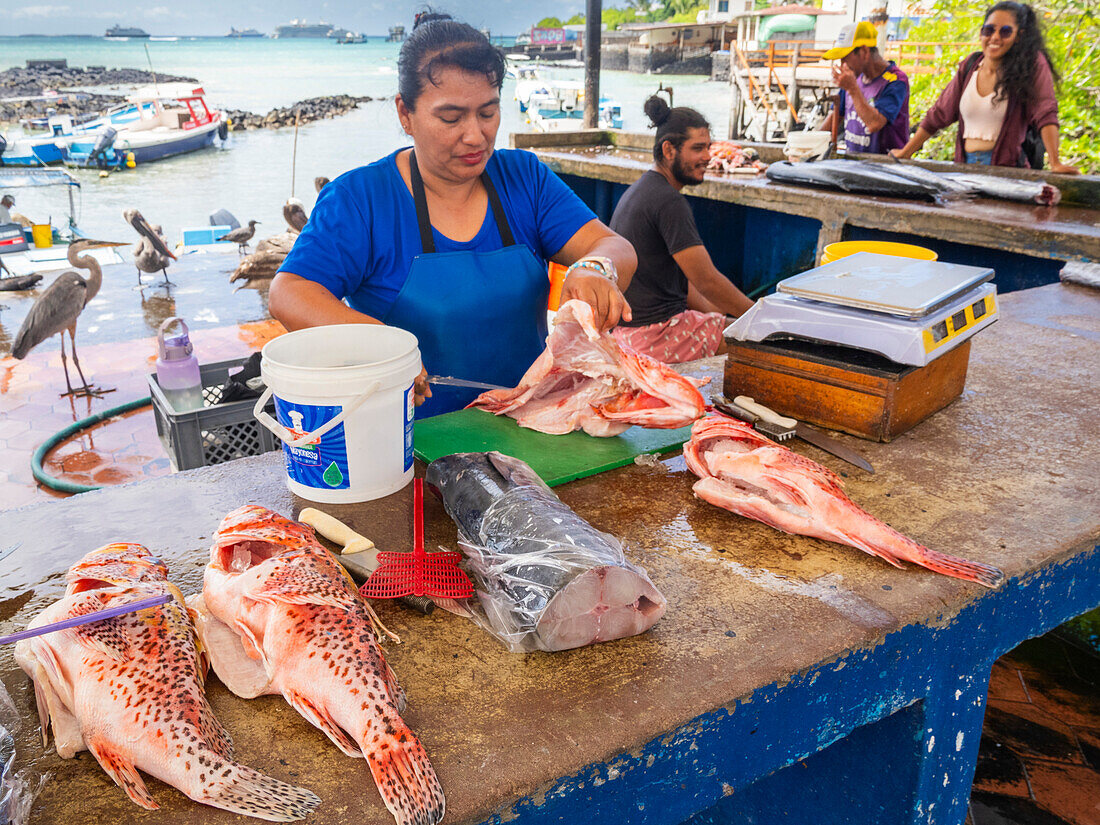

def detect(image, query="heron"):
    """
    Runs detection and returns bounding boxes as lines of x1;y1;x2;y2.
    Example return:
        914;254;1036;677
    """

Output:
124;209;177;287
217;219;260;254
11;239;128;397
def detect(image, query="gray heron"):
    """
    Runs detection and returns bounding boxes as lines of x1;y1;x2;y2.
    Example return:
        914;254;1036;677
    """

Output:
217;219;260;254
11;239;128;397
124;209;177;287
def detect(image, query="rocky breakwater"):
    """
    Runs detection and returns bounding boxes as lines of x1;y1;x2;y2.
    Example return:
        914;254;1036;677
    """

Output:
0;66;197;123
223;95;377;130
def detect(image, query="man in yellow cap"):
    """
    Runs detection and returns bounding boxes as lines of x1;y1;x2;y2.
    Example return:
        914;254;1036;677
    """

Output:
821;21;910;155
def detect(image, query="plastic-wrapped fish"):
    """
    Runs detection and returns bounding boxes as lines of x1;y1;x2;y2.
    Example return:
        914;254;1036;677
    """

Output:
767;159;962;204
425;452;667;652
943;173;1061;206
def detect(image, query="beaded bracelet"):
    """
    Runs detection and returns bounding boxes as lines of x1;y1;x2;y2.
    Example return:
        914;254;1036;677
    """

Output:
565;256;618;286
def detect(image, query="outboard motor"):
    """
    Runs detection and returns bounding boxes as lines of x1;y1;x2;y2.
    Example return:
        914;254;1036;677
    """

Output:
89;127;117;169
217;119;229;141
0;134;7;166
209;208;240;232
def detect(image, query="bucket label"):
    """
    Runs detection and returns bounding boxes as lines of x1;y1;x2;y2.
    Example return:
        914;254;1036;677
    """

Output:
275;399;350;490
404;385;414;472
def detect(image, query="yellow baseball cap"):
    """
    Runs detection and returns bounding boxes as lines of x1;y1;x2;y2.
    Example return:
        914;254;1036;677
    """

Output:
822;21;879;60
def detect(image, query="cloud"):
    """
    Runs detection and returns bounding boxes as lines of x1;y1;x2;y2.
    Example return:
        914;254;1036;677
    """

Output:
12;4;72;18
143;6;185;18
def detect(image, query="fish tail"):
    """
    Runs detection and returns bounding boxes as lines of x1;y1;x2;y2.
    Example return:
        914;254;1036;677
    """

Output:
365;715;446;825
904;547;1005;589
201;762;321;822
86;737;159;810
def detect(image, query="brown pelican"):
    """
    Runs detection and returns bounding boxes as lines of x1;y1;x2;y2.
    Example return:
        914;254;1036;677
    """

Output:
283;197;307;233
11;239;129;397
217;219;260;254
229;250;288;289
124;209;177;287
314;176;330;193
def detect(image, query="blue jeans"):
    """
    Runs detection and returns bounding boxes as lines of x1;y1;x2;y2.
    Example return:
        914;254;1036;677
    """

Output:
965;150;994;165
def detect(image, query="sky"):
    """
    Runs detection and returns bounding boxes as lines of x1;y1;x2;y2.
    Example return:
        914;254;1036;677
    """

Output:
7;0;586;37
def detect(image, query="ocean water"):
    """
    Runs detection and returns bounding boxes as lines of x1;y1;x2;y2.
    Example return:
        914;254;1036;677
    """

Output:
0;36;734;351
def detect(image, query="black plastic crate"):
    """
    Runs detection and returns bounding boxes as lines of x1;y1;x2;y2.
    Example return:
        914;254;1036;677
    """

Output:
148;358;278;471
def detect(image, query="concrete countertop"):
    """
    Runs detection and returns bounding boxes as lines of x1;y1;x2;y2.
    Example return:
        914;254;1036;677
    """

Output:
521;142;1100;263
1;282;1097;824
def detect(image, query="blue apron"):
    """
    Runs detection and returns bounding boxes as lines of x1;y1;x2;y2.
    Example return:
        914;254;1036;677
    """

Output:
384;151;549;418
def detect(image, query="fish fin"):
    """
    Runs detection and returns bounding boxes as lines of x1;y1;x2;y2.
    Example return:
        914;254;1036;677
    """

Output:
285;690;363;757
31;678;50;747
250;557;359;611
198;762;320;823
365;716;446;825
836;530;909;569
904;547;1006;589
66;597;135;662
86;737;158;810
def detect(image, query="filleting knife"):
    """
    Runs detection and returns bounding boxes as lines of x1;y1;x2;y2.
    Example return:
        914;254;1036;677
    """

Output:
427;375;509;392
713;395;875;474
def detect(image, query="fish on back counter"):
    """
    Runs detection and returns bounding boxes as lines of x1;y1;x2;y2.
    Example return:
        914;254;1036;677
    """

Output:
684;415;1004;587
469;299;707;436
188;505;445;825
14;543;319;821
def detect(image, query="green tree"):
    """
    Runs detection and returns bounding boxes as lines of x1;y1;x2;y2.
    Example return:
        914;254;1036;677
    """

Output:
905;0;1098;173
536;16;564;28
566;13;586;24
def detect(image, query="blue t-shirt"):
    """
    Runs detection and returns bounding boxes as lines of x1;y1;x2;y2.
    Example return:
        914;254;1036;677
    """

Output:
279;148;597;320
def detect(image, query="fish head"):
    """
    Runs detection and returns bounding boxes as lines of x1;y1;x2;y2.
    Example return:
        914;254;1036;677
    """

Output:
209;505;319;575
66;542;168;592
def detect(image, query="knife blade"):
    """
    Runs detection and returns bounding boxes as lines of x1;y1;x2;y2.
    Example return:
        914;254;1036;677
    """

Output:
791;422;875;474
427;374;508;392
713;395;874;474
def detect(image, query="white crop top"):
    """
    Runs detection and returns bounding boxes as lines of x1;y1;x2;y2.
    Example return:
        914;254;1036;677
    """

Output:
960;65;1008;141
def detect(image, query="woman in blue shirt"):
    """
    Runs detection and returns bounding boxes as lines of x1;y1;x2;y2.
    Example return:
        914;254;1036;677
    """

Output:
271;13;637;417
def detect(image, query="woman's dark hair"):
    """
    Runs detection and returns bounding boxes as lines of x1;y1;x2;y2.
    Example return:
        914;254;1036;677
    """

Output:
984;1;1059;108
397;11;506;110
644;95;710;162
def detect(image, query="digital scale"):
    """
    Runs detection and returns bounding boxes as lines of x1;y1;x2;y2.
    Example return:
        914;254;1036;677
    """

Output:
727;253;999;367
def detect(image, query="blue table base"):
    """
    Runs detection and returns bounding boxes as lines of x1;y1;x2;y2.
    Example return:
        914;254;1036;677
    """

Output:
482;543;1100;825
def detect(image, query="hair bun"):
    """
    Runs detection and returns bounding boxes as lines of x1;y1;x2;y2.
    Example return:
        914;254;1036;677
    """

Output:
644;95;671;127
413;10;452;30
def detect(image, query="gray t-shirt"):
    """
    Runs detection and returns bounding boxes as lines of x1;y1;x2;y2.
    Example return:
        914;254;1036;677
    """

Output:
610;170;703;327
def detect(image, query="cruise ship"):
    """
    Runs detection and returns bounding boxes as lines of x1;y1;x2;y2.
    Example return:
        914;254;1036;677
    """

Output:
226;27;265;38
104;25;151;39
273;20;337;38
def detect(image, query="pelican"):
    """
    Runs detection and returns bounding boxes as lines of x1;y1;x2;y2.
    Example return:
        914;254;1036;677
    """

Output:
217;219;260;254
314;176;330;193
283;197;307;233
125;209;177;287
12;239;129;397
229;250;287;289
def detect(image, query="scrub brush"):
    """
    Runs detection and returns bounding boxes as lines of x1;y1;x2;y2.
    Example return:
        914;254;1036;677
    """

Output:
730;396;797;441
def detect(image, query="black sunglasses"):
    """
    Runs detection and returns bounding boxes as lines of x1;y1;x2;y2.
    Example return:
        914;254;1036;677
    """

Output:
980;23;1016;38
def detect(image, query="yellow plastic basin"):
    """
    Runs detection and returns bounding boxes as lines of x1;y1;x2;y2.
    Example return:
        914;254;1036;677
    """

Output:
31;224;53;249
821;240;937;265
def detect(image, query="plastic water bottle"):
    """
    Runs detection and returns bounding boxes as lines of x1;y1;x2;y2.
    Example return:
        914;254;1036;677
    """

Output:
156;317;204;412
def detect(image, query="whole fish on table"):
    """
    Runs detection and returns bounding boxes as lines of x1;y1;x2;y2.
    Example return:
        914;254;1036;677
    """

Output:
469;299;708;436
14;543;319;821
766;159;966;205
684;415;1004;587
426;451;667;652
187;505;445;825
943;172;1061;206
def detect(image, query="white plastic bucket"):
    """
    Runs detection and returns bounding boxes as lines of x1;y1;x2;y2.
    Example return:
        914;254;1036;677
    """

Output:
253;324;421;504
785;130;832;163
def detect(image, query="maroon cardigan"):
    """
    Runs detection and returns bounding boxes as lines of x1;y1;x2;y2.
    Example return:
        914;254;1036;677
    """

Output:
918;51;1060;167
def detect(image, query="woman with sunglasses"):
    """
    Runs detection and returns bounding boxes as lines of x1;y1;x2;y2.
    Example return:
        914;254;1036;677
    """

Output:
890;1;1078;173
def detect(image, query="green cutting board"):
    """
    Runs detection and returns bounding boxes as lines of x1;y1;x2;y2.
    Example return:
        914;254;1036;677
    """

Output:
413;408;692;487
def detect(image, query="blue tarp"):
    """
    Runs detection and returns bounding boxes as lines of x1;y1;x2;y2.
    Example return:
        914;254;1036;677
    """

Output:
0;169;80;189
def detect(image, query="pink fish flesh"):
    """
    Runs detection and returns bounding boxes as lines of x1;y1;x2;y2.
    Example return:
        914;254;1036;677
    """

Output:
684;415;1004;587
469;299;708;435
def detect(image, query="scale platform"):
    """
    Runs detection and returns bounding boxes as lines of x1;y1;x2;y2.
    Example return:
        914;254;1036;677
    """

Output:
728;253;998;367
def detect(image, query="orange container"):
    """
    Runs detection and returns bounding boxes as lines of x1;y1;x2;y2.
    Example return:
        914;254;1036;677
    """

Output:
548;262;568;311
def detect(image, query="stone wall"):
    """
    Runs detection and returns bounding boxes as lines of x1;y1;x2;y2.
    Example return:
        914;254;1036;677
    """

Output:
711;50;732;82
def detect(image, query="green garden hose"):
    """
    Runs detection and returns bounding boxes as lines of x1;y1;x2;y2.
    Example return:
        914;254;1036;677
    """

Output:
31;396;152;494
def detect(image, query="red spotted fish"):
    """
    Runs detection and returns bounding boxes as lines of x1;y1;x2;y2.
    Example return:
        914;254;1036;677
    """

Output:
188;505;445;825
14;543;320;820
684;415;1004;587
